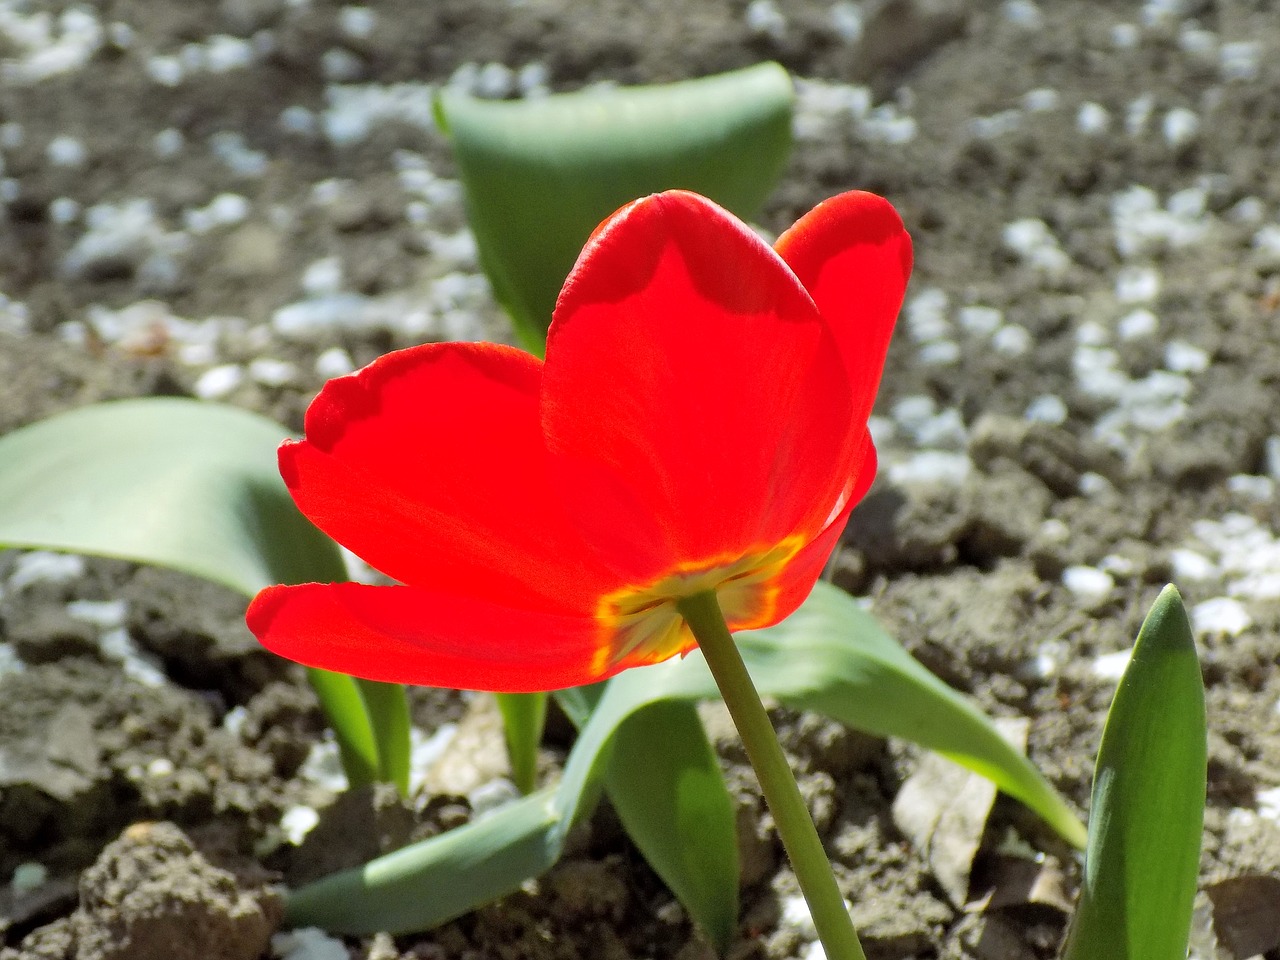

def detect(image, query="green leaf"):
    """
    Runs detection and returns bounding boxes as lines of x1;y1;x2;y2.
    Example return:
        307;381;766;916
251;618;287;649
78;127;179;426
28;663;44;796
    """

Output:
744;582;1089;850
0;398;347;593
290;580;1085;936
359;677;414;795
437;62;794;351
495;691;548;795
1060;586;1206;960
0;398;406;792
602;700;739;951
286;788;563;934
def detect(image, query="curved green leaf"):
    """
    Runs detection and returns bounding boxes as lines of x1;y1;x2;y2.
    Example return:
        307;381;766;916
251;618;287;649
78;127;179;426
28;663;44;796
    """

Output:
1061;586;1206;960
0;398;346;593
0;398;404;791
437;62;794;351
290;580;1085;936
286;788;563;934
602;700;738;950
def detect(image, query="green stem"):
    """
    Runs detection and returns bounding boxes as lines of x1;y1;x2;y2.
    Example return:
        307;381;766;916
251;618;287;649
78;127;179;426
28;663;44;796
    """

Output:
677;591;867;960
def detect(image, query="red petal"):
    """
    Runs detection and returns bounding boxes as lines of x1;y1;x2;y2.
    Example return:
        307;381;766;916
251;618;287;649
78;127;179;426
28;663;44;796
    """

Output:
767;432;877;623
284;342;615;613
542;191;860;581
775;191;912;425
247;583;616;692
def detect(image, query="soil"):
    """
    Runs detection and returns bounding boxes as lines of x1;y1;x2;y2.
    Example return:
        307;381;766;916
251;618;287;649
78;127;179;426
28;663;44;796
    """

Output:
3;0;1280;958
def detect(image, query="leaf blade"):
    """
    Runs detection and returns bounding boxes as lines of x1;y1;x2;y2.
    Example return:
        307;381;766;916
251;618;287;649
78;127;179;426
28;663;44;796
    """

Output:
1060;585;1206;960
438;63;794;350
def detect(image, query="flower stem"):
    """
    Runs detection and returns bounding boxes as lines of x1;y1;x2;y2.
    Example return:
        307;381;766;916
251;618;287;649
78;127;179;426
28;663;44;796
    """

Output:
676;591;867;960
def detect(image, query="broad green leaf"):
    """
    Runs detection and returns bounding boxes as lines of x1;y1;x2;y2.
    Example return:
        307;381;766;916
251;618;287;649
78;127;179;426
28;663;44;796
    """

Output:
1060;586;1206;960
0;398;406;791
286;788;563;934
437;62;794;351
604;700;739;951
495;691;548;795
289;580;1085;935
0;398;346;593
555;683;738;948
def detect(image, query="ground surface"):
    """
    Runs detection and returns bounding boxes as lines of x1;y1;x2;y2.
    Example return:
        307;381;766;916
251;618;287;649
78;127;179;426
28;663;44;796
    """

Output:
2;0;1280;957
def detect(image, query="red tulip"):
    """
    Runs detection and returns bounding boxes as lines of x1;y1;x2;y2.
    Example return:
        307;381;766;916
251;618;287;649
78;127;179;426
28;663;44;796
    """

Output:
247;191;911;692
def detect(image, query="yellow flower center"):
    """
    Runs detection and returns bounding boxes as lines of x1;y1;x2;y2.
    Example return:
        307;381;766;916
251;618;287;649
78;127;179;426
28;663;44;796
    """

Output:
593;537;804;674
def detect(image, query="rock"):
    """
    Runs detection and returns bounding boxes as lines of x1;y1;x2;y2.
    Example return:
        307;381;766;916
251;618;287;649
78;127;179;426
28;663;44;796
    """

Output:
5;822;281;960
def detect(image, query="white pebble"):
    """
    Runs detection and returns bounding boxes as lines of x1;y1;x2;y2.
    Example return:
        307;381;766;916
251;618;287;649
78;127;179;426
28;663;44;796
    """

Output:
1063;565;1114;603
272;928;348;960
1002;0;1043;29
49;196;81;224
516;61;549;98
108;22;134;48
46;135;87;168
1022;88;1059;112
205;34;254;72
905;288;950;342
1111;23;1140;49
475;62;514;99
957;305;1002;335
153;127;184;158
279;806;321;845
66;599;127;629
1220;41;1261;82
1227;474;1273;501
1115;265;1160;303
1025;394;1067;425
829;1;863;42
184;193;250;233
10;863;48;894
1164;340;1208;373
210;131;268;177
886;451;972;487
1169;547;1217;581
249;358;299;387
745;0;787;40
1078;472;1113;496
147;757;175;777
468;778;521;818
1264;436;1280;481
1191;597;1251;636
1076;319;1109;346
146;55;184;86
314;347;355;379
1162;107;1200;147
1099;554;1137;577
1117;308;1158;340
279;105;316;135
1252;225;1280;258
321;47;363;82
302;256;344;295
1077;102;1111;135
780;894;817;937
9;551;86;590
992;324;1031;356
193;363;244;400
1092;649;1132;680
1228;197;1264;224
338;6;377;38
918;340;960;365
1178;26;1218;60
1125;94;1154;135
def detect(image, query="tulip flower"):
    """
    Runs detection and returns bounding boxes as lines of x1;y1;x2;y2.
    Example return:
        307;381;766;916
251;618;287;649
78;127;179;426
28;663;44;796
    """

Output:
247;190;911;692
249;189;909;960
